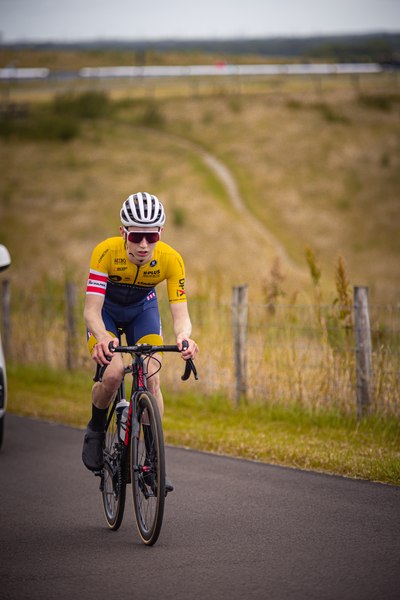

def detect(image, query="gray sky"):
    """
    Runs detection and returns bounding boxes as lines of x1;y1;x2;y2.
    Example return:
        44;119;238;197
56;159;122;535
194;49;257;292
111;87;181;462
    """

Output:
1;0;399;43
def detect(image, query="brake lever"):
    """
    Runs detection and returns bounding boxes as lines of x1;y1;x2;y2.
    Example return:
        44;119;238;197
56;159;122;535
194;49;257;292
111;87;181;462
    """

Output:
93;364;108;383
181;358;198;381
92;342;116;382
180;340;198;380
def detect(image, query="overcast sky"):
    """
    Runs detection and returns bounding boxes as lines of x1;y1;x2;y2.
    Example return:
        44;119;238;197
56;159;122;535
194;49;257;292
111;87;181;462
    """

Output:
1;0;399;43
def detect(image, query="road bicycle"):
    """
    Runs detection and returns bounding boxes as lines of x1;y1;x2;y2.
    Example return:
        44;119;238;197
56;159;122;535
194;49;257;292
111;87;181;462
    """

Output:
93;335;198;546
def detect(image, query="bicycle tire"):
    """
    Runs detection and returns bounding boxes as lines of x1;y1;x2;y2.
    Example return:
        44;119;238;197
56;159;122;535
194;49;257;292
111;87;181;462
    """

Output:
101;404;126;531
131;391;165;546
0;414;4;450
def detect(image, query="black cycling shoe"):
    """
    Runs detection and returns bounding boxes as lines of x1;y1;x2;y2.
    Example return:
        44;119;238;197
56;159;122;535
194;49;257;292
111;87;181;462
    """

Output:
82;425;105;471
143;462;174;495
165;476;174;494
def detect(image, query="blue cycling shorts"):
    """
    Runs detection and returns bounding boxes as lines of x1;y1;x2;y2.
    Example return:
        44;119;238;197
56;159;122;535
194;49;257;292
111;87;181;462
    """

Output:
87;289;163;355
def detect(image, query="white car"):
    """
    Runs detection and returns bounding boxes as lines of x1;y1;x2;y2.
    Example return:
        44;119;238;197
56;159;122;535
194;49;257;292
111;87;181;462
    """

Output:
0;244;11;449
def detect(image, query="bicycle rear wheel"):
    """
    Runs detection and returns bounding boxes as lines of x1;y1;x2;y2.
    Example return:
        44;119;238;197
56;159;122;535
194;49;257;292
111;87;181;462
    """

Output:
131;391;165;546
101;404;126;531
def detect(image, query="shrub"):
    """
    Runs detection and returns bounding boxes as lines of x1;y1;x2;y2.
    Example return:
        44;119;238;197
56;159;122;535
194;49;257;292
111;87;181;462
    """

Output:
53;91;111;119
358;94;392;111
29;115;80;141
172;206;186;227
0;113;79;141
314;103;349;124
140;103;164;127
286;100;302;109
0;116;15;139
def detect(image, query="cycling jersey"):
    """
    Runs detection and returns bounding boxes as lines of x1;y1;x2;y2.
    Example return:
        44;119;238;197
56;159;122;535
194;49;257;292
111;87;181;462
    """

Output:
86;237;186;306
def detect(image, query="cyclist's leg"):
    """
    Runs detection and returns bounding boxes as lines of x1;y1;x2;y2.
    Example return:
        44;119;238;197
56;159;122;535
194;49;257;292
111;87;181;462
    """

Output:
83;312;124;472
146;352;163;416
91;357;124;409
135;343;163;417
87;311;125;411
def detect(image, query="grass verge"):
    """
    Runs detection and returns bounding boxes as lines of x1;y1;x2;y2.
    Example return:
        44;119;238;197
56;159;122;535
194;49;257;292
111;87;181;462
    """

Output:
5;363;400;486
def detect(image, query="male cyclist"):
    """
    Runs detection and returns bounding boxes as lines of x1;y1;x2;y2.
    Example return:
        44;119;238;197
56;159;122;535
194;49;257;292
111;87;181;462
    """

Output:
82;192;198;492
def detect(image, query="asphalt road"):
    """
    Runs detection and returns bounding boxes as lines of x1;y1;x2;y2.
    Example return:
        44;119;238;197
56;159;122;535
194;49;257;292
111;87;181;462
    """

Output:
0;414;399;600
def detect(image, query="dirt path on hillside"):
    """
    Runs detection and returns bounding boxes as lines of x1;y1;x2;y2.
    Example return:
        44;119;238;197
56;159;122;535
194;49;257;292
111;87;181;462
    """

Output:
142;127;298;270
199;149;295;266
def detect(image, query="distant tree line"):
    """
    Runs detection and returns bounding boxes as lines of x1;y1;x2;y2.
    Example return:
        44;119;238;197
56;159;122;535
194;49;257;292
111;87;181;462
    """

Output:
2;33;400;64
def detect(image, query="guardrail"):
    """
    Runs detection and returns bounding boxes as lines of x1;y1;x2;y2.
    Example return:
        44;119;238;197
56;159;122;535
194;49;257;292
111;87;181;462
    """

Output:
0;68;50;80
79;63;384;78
0;63;386;81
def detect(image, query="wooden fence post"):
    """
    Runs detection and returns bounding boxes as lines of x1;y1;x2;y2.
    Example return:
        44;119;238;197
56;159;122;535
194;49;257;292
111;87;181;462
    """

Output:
66;281;77;370
1;280;11;358
232;285;248;406
354;286;374;416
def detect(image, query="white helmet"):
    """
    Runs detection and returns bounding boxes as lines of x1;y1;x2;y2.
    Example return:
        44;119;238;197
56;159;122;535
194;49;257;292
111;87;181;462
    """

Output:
120;192;166;228
0;245;11;272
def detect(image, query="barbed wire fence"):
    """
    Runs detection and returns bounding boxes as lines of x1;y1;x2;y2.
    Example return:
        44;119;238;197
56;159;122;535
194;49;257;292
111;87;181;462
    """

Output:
1;280;399;418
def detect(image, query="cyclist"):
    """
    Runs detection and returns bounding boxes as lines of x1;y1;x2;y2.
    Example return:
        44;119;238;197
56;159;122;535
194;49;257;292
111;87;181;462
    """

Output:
82;192;198;492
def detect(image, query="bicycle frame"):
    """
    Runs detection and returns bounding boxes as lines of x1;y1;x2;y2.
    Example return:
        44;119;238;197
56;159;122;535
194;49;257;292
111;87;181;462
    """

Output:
98;340;197;450
98;351;160;502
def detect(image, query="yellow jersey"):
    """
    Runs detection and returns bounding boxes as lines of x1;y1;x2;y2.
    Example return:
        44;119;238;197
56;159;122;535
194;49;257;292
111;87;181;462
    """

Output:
86;237;186;305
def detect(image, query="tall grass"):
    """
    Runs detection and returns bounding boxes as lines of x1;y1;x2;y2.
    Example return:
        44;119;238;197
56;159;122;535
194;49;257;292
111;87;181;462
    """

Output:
2;246;398;417
3;280;399;418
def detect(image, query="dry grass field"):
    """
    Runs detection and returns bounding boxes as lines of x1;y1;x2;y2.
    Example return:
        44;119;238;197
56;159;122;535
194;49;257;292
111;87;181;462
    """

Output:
0;49;399;308
155;81;400;306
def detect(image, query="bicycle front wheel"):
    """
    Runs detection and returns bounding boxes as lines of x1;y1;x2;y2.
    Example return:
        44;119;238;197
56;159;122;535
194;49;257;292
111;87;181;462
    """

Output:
131;392;165;546
101;406;126;531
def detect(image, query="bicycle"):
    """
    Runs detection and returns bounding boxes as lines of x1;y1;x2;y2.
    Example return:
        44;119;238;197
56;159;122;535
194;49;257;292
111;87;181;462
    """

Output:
93;334;197;546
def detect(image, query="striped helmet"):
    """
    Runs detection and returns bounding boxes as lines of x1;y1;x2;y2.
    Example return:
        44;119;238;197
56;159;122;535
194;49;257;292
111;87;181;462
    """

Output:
120;192;166;228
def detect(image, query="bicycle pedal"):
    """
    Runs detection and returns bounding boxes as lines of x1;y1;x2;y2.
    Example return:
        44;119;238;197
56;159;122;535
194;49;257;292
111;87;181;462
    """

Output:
93;470;102;477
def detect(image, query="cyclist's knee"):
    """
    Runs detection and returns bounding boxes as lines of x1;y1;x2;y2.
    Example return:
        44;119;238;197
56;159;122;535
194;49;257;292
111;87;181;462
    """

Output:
102;362;124;395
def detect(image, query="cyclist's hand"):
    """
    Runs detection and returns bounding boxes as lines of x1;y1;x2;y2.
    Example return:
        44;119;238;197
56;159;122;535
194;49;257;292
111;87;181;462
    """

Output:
92;337;118;366
177;335;198;360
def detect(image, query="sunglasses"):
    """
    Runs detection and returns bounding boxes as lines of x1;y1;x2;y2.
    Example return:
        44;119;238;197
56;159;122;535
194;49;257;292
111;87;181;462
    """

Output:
124;229;160;244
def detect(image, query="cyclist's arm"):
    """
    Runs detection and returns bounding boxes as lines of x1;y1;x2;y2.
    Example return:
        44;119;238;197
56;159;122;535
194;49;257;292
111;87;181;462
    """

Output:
170;302;198;360
84;294;118;365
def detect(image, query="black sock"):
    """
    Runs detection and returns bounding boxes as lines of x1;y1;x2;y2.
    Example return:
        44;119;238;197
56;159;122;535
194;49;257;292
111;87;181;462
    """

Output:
89;404;108;432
